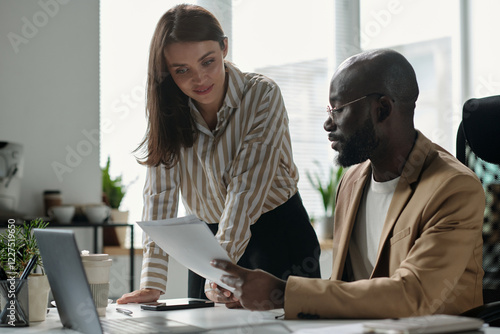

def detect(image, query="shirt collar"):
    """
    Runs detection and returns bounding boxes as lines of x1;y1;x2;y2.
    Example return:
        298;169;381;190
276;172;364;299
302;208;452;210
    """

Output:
223;61;244;109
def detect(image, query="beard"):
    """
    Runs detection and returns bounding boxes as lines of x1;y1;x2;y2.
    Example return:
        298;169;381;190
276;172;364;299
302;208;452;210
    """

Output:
335;117;379;167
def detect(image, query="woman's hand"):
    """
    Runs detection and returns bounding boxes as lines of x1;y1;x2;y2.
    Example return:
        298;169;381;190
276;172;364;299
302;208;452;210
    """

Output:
205;282;242;309
116;288;161;304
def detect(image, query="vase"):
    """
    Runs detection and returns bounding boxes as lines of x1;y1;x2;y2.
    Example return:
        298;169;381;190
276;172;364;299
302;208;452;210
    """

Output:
110;209;129;248
28;274;50;322
314;215;334;240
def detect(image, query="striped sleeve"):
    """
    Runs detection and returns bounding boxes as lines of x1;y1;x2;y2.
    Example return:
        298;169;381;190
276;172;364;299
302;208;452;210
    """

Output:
139;164;180;293
215;81;288;262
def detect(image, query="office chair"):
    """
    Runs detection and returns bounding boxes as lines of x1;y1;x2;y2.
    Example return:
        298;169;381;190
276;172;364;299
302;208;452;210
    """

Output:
456;95;500;326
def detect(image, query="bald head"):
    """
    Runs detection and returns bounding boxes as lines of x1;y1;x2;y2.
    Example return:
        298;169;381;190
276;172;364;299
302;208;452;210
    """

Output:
332;49;419;111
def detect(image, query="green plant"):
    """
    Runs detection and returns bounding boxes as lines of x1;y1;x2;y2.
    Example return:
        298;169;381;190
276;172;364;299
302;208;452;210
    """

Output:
0;218;49;278
101;156;127;209
306;161;345;217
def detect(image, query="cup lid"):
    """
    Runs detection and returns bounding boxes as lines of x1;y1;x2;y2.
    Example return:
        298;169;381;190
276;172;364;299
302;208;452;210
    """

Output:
80;252;109;261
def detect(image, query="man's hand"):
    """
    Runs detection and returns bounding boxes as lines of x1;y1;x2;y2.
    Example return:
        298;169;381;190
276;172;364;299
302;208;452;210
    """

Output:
211;260;286;310
116;288;161;304
205;282;242;309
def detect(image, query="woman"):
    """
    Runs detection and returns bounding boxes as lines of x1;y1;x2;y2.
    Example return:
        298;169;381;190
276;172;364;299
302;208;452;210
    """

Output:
117;4;320;306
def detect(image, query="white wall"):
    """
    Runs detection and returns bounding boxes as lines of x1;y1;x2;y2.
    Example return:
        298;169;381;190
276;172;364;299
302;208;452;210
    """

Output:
0;0;100;216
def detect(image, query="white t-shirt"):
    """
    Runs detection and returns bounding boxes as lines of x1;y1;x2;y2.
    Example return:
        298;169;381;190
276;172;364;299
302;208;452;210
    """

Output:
349;174;400;280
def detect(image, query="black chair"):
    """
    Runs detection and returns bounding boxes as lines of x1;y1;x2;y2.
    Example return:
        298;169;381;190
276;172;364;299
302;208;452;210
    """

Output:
456;95;500;326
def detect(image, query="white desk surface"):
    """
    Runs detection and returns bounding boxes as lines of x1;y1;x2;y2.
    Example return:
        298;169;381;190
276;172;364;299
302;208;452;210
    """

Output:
3;302;499;333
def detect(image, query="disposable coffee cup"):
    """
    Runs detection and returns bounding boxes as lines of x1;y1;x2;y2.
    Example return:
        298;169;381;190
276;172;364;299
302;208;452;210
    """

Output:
80;251;112;317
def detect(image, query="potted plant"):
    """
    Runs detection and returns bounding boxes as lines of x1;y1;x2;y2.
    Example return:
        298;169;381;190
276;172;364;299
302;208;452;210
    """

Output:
102;156;127;212
0;218;51;322
306;161;345;240
101;156;131;247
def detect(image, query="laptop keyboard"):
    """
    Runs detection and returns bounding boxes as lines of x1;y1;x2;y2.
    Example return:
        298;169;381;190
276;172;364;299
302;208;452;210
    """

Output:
101;318;164;334
101;318;206;334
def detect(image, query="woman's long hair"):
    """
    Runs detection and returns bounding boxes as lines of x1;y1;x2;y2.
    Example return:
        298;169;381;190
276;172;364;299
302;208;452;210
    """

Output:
135;4;226;167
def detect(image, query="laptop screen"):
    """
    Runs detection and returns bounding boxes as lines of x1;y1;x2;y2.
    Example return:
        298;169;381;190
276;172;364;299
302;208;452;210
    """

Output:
34;229;104;334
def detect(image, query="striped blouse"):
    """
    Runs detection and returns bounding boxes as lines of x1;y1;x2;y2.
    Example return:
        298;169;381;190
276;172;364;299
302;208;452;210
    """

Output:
140;62;299;293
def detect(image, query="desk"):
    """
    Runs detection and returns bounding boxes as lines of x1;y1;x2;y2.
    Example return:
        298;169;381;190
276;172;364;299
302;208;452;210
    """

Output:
3;303;500;334
46;222;135;292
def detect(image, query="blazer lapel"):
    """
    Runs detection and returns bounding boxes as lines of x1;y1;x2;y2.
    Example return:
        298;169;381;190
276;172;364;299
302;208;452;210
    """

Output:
331;162;371;280
371;131;433;276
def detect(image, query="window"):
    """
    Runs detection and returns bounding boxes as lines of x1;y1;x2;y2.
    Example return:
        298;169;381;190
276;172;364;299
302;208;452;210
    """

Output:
101;1;490;247
359;0;461;154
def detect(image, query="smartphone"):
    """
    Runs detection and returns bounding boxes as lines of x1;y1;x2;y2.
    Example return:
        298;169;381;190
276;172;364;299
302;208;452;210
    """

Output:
140;298;215;311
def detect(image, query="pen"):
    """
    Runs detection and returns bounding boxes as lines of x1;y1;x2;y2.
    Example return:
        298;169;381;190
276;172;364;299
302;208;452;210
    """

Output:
116;308;133;316
20;255;38;281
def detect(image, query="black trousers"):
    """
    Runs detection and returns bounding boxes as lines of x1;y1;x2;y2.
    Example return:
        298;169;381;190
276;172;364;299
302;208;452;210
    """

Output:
188;192;321;299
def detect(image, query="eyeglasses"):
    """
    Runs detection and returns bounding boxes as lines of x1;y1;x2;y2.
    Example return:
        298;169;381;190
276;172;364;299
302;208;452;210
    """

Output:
327;93;386;119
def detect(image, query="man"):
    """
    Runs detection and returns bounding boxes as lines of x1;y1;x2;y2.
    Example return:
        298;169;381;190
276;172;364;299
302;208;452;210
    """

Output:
211;49;485;319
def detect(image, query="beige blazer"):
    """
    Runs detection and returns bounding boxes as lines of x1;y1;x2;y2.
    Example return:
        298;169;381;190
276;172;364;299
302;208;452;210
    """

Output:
285;131;485;319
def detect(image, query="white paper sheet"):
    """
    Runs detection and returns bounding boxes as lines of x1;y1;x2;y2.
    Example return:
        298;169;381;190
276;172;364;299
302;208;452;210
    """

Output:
137;215;235;291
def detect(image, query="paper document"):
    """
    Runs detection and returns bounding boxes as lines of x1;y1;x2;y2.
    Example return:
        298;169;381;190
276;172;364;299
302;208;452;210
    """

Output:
137;215;234;291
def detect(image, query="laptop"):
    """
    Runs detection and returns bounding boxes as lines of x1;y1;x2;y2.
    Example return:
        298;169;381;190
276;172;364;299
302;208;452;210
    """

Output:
34;229;206;334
